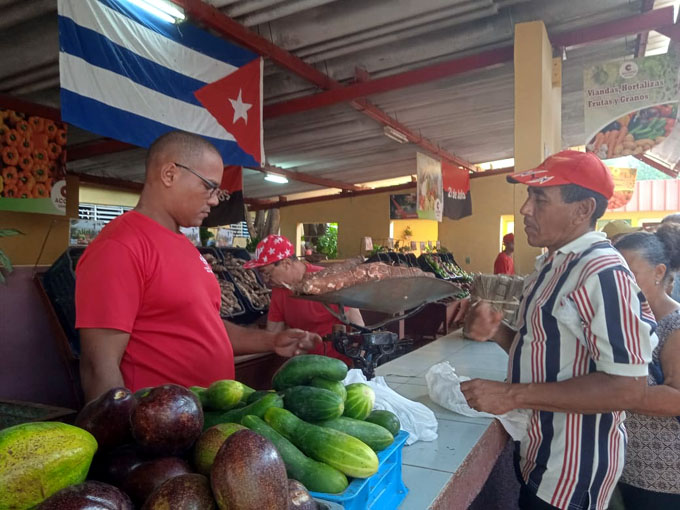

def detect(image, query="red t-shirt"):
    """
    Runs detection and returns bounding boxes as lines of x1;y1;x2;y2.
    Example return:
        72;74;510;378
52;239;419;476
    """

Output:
75;211;234;391
493;251;515;275
268;264;351;365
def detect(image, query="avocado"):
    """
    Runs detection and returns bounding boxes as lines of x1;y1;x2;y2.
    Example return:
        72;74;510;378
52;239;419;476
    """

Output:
193;423;246;475
211;429;288;510
75;387;136;451
131;384;203;456
142;473;215;510
37;480;132;509
88;444;145;488
121;456;192;507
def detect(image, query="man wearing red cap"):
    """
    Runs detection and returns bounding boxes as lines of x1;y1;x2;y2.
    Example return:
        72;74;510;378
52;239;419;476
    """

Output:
460;150;656;510
494;232;515;275
244;235;363;365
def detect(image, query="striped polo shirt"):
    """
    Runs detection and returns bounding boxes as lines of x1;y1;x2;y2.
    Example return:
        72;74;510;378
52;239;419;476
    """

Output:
509;231;656;510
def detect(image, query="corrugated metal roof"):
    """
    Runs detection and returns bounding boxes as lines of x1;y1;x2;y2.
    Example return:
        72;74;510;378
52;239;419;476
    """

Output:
1;0;669;200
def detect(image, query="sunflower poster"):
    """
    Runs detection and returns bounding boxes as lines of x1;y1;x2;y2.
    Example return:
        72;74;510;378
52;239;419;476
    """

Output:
0;109;67;215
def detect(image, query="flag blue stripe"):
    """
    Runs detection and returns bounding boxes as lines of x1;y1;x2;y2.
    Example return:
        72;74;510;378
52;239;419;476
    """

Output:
61;89;258;167
59;15;205;106
95;0;256;66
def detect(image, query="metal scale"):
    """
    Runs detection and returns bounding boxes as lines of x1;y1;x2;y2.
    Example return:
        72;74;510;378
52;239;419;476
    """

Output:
297;276;462;379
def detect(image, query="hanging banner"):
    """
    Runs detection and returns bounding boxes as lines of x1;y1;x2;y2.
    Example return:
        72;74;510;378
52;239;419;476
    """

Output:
0;109;67;215
202;165;245;227
416;152;443;221
584;54;679;164
607;167;638;210
389;193;418;219
442;160;472;220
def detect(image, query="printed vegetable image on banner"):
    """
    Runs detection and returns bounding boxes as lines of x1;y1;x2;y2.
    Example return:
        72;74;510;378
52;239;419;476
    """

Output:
442;160;472;220
0;109;67;215
584;54;679;164
416;153;443;222
607;167;637;210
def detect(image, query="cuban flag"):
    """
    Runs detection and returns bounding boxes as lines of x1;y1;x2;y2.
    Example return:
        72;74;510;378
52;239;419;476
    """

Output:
57;0;264;166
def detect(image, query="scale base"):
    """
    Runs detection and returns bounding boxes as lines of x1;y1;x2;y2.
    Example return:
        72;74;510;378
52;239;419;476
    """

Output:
330;329;400;380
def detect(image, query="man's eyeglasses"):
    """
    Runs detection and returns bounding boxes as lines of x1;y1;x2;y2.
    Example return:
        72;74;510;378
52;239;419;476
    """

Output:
174;162;220;198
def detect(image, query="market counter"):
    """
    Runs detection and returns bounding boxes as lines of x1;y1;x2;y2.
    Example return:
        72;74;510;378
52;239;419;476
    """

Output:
375;330;512;510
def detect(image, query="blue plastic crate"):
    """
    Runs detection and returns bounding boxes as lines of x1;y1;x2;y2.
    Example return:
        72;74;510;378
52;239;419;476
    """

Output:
310;430;409;510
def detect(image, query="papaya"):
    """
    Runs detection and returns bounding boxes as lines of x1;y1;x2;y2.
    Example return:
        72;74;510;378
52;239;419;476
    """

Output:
0;422;98;509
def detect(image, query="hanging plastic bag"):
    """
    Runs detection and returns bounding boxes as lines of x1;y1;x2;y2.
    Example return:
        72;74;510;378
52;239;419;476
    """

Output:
344;369;437;445
425;361;529;441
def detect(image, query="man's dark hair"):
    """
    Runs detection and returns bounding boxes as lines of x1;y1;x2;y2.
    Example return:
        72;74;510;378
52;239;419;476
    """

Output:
661;213;680;225
560;184;608;227
615;223;680;282
145;131;219;173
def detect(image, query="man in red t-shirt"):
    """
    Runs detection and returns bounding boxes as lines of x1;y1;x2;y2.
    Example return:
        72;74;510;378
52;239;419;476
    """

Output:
75;132;320;401
244;235;364;366
493;232;515;275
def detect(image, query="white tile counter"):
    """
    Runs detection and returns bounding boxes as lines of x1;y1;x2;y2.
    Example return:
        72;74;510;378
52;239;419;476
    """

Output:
374;330;511;510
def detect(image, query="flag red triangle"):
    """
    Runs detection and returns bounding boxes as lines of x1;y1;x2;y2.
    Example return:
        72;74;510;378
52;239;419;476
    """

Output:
195;58;263;165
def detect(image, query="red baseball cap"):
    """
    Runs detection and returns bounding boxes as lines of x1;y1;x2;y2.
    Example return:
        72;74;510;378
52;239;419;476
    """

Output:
243;235;295;269
503;233;514;244
507;150;614;199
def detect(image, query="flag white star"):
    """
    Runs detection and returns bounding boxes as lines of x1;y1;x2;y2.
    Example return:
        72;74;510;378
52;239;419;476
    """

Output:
273;237;283;244
284;249;291;256
229;89;252;125
262;255;268;263
268;248;275;255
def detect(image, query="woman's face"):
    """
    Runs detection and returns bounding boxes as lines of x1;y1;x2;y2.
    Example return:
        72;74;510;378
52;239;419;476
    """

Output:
619;248;664;301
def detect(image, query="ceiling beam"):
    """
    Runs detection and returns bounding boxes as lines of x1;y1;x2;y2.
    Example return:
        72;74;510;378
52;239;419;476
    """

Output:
248;182;417;211
634;154;679;178
249;167;515;210
0;93;61;122
67;138;137;161
247;164;368;191
262;7;676;118
71;172;144;192
172;0;475;172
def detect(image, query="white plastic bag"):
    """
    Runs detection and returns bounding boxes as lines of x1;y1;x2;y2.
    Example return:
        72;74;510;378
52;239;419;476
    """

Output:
425;361;529;441
344;369;437;445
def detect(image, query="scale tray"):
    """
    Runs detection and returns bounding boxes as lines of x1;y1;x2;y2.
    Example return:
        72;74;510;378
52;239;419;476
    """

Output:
294;276;462;315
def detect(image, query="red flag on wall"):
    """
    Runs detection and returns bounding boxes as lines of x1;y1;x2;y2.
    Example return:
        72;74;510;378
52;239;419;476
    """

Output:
202;165;245;227
195;58;264;165
442;161;472;220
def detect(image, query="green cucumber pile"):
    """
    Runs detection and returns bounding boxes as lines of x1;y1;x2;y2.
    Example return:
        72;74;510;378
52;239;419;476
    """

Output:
197;355;402;494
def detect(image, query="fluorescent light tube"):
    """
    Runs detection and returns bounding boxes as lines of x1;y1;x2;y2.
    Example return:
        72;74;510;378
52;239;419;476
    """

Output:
126;0;186;23
265;173;289;184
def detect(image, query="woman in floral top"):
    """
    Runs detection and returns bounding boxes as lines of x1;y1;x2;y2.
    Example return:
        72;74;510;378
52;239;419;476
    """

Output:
615;222;680;509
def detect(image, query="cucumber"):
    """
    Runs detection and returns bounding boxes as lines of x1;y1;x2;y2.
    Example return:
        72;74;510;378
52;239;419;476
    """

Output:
309;377;347;401
206;380;254;411
189;386;209;408
272;355;348;391
241;415;348;494
343;383;375;420
247;389;276;404
283;386;344;422
317;416;394;451
214;392;284;424
265;407;378;479
366;410;401;437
